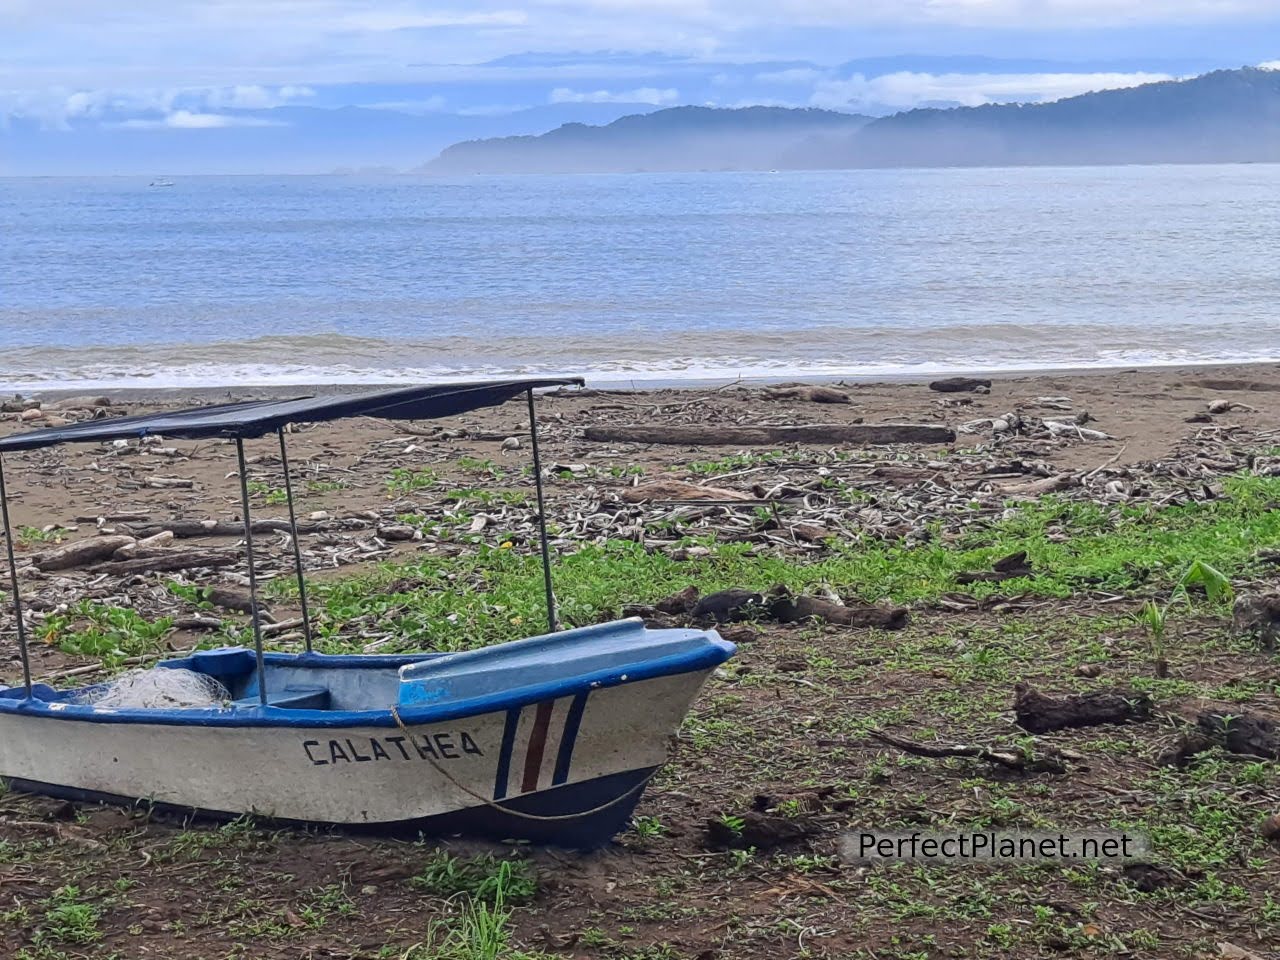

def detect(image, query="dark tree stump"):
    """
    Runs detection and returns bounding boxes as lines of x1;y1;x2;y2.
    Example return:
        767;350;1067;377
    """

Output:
1013;683;1152;734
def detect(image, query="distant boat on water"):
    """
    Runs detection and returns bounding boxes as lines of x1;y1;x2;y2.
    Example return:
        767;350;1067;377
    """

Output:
149;178;175;187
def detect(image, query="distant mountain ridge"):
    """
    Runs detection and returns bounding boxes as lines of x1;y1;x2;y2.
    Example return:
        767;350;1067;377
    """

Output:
423;67;1280;174
422;106;872;174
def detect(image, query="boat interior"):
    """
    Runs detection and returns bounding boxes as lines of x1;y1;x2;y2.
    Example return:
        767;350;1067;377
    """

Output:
0;620;731;714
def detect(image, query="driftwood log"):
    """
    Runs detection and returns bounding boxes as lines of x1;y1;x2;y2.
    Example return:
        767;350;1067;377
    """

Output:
583;424;955;446
956;550;1034;584
122;519;316;539
34;535;136;571
88;551;239;576
869;730;1071;774
768;590;910;630
1013;683;1152;734
929;377;991;393
621;480;753;503
761;385;852;404
1196;710;1280;760
704;811;818;850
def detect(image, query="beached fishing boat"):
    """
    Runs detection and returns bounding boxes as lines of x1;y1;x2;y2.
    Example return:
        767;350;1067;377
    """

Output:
0;380;734;847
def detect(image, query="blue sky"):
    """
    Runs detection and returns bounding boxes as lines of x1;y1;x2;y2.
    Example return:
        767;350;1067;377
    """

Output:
2;1;1279;173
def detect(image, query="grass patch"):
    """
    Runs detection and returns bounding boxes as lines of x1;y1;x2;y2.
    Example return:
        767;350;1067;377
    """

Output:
39;601;173;667
410;852;538;904
17;525;61;546
35;885;102;946
291;474;1280;652
388;467;440;494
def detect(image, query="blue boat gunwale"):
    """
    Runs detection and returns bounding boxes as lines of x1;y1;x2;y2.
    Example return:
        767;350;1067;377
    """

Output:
0;637;735;729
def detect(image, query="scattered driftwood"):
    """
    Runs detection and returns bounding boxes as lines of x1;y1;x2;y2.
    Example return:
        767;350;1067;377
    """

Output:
34;535;136;571
1195;710;1280;760
622;480;753;503
1208;399;1259;414
767;586;910;630
994;474;1077;497
1043;420;1113;441
704;811;818;850
144;476;195;489
583;424;955;446
1013;683;1152;734
869;730;1072;774
956;550;1034;584
173;615;224;631
672;585;908;630
929;377;991;393
761;385;851;404
88;551;239;576
123;519;313;539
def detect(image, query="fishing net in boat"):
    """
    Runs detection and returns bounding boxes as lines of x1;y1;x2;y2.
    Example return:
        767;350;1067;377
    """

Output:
77;668;230;709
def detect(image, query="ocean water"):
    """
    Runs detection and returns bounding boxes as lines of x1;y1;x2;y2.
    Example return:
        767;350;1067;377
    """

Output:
2;165;1279;391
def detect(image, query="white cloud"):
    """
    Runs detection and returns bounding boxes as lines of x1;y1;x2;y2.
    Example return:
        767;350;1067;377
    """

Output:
1261;60;1280;69
0;84;313;126
4;1;1276;95
810;70;1176;111
549;86;681;103
115;111;285;130
202;85;315;110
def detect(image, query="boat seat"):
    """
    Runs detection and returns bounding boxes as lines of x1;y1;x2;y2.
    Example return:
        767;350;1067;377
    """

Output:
233;686;331;710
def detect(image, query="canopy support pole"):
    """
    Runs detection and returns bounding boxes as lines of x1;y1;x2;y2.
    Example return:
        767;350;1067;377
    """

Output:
526;389;558;634
276;428;314;654
235;440;268;706
0;456;33;698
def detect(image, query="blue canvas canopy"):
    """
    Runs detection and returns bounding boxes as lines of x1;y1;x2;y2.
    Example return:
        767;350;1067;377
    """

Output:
0;376;581;699
0;378;582;453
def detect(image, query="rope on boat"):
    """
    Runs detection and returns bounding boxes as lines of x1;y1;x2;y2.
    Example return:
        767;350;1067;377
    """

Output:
390;705;664;823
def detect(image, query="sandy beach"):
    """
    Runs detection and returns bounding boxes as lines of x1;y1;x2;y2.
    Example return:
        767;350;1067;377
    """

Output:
4;361;1280;537
2;361;1280;958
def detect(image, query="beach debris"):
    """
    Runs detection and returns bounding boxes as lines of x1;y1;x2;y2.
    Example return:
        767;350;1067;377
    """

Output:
761;385;852;404
89;550;240;576
868;729;1074;774
1194;709;1280;760
704;810;818;850
765;585;910;629
34;535;136;572
1013;683;1152;733
1030;396;1074;410
1232;591;1280;650
583;424;956;445
622;480;752;503
690;588;767;623
1217;943;1270;960
144;476;196;489
376;524;419;542
1208;399;1259;414
500;436;522;451
929;377;991;393
122;519;328;539
956;550;1034;584
1043;420;1113;441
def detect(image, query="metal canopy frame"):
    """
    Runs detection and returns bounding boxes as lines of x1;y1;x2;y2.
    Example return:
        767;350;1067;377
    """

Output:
1;385;565;703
